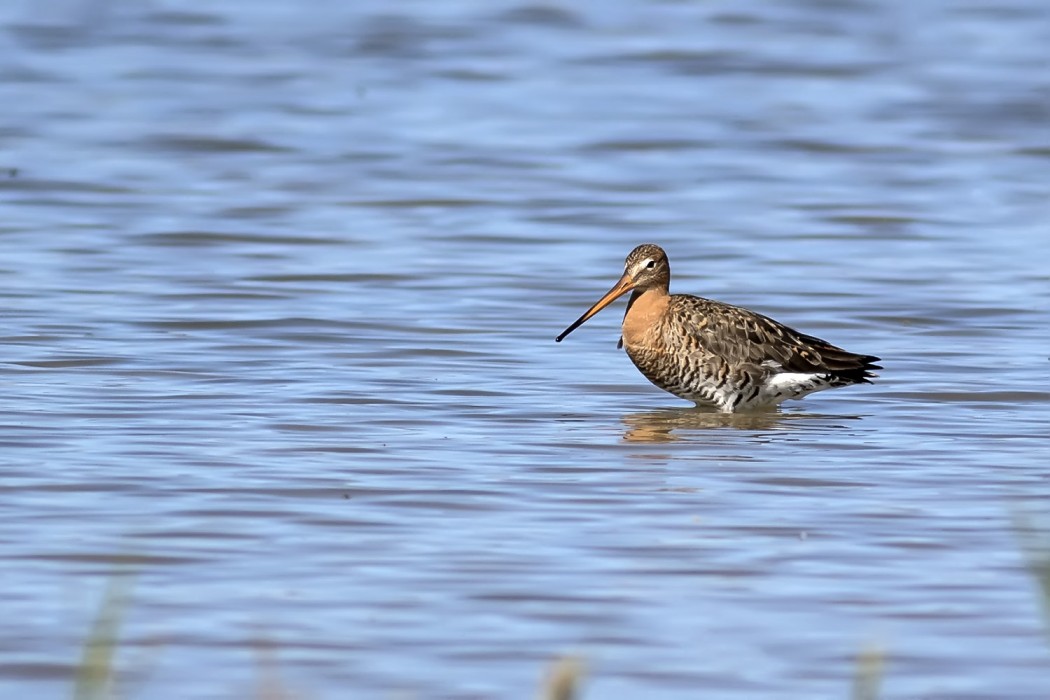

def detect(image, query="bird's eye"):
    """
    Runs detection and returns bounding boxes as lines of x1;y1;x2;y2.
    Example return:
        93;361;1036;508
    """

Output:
645;260;656;269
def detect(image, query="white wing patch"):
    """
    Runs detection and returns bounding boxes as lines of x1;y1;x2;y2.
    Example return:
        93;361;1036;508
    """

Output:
765;372;823;395
759;360;831;402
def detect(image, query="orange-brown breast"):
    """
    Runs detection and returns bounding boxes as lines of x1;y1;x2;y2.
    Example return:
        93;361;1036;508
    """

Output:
621;289;671;349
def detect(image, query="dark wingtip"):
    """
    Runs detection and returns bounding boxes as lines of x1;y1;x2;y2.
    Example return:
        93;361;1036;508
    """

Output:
830;354;882;385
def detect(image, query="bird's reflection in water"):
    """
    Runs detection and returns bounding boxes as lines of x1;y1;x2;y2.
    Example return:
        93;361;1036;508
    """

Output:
621;407;858;443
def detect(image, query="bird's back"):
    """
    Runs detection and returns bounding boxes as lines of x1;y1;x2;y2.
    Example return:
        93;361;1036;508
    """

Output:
623;293;880;411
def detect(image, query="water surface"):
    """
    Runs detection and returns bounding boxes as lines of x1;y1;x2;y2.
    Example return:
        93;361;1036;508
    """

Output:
2;1;1049;698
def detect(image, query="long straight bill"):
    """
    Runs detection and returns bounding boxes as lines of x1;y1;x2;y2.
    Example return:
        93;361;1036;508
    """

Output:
555;273;635;342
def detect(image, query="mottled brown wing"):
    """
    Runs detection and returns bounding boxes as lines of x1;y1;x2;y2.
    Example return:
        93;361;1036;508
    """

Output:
671;296;881;382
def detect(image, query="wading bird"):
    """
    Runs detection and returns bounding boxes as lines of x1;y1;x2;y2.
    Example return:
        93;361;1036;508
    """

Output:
556;244;880;412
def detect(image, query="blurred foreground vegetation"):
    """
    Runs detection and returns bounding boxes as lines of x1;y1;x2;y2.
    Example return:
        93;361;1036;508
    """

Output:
73;517;1050;699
